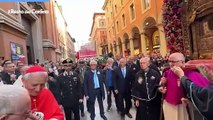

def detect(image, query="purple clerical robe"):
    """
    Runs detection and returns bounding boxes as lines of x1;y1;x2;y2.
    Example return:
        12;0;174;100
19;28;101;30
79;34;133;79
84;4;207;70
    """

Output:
164;69;209;105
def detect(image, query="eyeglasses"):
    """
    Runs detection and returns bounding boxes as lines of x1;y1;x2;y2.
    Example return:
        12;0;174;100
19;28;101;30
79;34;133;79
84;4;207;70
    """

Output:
168;60;183;63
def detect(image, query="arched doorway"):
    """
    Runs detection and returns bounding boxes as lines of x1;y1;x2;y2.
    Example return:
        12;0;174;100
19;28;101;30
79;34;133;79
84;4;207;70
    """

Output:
143;17;159;55
132;27;141;55
118;37;122;55
110;43;113;53
123;33;130;55
113;41;117;54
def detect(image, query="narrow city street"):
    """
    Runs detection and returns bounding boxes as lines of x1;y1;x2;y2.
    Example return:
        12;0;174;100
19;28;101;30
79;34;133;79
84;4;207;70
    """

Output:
0;0;213;120
81;99;136;120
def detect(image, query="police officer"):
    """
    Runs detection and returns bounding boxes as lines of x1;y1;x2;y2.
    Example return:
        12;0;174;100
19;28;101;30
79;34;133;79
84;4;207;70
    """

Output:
56;59;83;120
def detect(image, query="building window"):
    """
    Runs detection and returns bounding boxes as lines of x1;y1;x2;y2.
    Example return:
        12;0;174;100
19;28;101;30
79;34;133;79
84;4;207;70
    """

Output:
112;26;115;35
101;21;105;27
144;0;150;9
116;21;119;32
121;0;123;5
122;14;126;27
130;3;135;20
115;5;117;13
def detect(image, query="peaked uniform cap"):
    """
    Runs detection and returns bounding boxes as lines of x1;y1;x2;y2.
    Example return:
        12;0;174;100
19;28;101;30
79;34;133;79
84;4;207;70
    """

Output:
26;65;47;74
62;59;73;64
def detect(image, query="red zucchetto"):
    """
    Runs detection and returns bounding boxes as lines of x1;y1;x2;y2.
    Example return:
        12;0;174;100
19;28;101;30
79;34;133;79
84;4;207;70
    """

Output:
26;65;46;74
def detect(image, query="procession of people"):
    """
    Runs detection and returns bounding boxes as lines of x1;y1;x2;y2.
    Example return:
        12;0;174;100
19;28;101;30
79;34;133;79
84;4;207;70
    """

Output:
0;51;213;120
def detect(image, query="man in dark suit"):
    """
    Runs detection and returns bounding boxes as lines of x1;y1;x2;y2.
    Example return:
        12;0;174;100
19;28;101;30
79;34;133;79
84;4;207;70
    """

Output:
84;60;107;120
56;59;83;120
74;59;89;117
113;58;133;120
112;54;122;69
127;56;140;84
1;61;17;84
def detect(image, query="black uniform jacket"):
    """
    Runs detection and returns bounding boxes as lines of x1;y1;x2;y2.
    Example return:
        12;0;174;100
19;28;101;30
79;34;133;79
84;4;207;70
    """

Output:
56;71;82;107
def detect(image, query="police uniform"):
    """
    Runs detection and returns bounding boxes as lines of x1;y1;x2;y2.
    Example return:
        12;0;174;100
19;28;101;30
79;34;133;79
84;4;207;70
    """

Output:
56;59;82;120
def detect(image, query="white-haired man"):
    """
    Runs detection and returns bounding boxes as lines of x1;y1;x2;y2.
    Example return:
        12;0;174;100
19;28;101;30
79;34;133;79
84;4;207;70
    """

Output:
84;60;107;120
132;56;162;120
0;85;35;120
113;58;133;120
103;58;119;112
22;65;64;120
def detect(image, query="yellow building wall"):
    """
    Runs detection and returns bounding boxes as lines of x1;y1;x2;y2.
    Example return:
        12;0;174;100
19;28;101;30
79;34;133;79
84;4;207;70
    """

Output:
103;0;167;57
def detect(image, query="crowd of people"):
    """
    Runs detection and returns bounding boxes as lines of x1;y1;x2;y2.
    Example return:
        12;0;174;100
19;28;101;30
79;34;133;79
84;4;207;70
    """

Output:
0;51;213;120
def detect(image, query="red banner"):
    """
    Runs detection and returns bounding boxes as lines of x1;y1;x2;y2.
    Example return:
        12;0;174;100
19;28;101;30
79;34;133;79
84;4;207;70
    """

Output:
79;41;96;58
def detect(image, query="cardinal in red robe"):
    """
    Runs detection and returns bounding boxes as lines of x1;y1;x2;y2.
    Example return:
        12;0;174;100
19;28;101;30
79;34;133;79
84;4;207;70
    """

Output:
22;65;64;120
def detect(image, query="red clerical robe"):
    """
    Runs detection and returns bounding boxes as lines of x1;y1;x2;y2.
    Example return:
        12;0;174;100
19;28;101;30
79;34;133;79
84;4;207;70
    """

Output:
31;88;64;120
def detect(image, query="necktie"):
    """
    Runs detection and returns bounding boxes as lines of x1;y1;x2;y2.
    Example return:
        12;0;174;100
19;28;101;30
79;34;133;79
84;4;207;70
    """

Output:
122;68;126;78
94;72;100;88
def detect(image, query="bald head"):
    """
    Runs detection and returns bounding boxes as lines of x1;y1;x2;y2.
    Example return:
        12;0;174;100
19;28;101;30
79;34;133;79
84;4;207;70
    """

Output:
140;56;151;71
0;85;30;117
169;52;185;61
115;54;122;61
119;58;126;67
168;52;185;67
127;56;134;64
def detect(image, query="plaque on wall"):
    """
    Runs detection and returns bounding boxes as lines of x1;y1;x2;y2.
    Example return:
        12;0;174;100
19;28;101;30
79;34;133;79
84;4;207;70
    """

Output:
10;42;25;63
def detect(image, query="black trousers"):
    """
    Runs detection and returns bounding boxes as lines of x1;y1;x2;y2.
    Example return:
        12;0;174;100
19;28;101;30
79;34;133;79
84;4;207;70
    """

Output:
88;89;104;119
63;105;80;120
107;86;119;110
79;86;84;114
79;101;84;114
118;93;132;116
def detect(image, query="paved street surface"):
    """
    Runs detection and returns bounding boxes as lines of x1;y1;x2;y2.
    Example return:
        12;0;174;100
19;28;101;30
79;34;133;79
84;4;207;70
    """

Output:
81;99;136;120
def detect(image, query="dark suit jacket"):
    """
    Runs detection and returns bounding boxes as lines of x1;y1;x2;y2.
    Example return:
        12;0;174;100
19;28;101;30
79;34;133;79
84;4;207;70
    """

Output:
0;71;13;84
84;69;105;102
127;63;140;83
113;66;132;95
112;61;119;69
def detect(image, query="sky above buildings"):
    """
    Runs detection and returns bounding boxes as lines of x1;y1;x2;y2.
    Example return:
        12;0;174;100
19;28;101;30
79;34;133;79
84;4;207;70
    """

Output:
57;0;104;51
